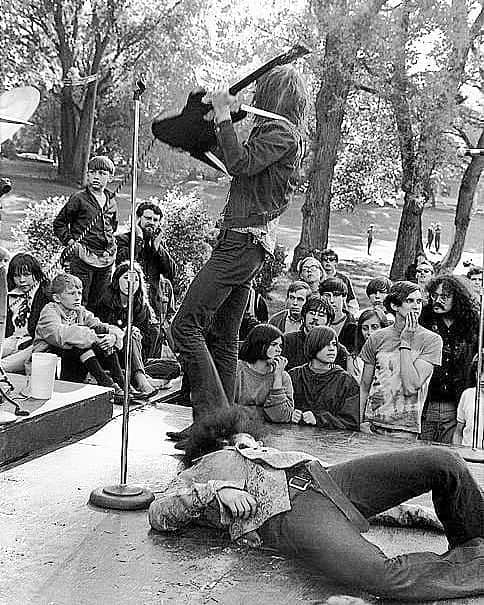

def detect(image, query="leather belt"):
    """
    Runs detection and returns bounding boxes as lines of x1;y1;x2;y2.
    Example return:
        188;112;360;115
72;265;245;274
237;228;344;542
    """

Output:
218;228;255;243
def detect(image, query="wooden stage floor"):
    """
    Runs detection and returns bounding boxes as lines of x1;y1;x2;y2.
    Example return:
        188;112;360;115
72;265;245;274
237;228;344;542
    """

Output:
1;398;483;605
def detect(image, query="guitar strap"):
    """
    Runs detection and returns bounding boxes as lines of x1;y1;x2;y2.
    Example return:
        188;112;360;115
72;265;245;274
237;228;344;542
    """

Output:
60;138;158;265
205;106;295;174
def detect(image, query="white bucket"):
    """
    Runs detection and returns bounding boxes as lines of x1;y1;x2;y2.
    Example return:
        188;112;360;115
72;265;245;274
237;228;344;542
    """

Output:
30;353;59;399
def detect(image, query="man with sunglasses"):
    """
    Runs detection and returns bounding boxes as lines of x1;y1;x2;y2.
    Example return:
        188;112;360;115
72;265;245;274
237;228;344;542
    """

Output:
420;275;479;443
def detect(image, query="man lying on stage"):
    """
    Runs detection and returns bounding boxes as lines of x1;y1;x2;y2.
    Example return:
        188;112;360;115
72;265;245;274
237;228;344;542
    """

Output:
149;408;484;602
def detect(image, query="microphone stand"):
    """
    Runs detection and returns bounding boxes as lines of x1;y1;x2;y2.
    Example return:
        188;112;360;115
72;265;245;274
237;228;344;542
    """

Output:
89;80;155;509
462;237;484;463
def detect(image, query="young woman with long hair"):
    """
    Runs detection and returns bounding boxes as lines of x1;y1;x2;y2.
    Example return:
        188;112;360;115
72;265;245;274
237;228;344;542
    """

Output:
288;326;360;430
347;307;390;384
3;252;50;372
96;261;159;397
236;323;294;423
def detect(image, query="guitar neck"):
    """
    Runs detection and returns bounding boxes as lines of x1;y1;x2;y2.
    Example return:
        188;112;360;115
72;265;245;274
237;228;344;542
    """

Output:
228;45;309;96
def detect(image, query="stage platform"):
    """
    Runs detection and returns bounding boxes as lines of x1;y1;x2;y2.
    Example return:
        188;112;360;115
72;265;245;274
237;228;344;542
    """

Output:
0;373;114;469
1;398;483;605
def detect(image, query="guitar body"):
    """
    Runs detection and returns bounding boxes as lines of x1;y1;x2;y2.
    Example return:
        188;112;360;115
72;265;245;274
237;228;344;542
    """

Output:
152;90;246;169
152;45;309;170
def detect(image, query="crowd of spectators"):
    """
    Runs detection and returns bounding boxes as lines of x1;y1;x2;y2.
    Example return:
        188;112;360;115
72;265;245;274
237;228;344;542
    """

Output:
2;155;481;447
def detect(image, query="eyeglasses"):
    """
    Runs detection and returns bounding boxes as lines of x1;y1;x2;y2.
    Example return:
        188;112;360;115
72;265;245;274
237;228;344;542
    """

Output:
430;292;452;302
323;256;337;262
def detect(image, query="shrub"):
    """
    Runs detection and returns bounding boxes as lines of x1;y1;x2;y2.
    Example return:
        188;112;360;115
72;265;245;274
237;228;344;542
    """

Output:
142;189;215;300
11;196;65;275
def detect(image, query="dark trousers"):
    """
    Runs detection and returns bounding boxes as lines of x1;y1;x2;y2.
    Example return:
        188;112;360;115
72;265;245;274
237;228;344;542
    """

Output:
57;346;123;386
70;256;112;312
421;399;457;443
260;448;484;601
171;231;265;421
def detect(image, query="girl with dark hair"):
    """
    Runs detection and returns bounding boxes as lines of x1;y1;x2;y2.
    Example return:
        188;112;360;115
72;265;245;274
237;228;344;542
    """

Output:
168;64;307;442
348;307;390;383
288;326;359;430
96;261;159;397
3;253;50;373
235;324;294;423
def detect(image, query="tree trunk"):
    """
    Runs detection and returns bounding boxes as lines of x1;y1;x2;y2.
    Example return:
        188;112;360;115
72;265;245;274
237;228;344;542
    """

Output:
390;192;424;279
439;128;484;273
72;79;98;186
291;32;353;271
58;88;77;181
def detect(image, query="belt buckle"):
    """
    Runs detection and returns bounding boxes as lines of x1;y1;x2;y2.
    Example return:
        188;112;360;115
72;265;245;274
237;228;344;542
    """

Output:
288;475;311;491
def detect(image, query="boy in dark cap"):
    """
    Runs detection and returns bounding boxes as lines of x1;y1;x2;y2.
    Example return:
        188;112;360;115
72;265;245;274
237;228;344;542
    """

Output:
53;156;118;311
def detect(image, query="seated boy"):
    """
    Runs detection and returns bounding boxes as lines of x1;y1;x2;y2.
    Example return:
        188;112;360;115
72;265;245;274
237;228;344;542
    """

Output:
33;273;125;400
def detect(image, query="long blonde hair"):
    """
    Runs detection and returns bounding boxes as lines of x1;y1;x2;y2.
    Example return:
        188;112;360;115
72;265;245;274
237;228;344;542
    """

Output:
253;65;308;128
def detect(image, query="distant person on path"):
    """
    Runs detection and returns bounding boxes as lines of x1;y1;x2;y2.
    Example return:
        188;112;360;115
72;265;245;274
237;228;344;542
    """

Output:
320;248;359;317
434;223;442;254
420;275;479;443
297;256;325;295
367;224;374;255
426;223;435;251
53;156;118;311
360;281;442;438
269;280;311;334
168;66;307;445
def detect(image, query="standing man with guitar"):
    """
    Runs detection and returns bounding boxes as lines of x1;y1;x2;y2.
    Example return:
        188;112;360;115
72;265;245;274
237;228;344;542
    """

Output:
53;156;118;311
167;65;308;445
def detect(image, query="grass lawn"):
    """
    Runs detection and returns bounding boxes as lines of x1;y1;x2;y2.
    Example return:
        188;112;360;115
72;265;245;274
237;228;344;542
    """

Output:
2;157;483;315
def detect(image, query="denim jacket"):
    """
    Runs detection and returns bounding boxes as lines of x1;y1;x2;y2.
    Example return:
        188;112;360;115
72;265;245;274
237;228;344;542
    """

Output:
216;119;303;228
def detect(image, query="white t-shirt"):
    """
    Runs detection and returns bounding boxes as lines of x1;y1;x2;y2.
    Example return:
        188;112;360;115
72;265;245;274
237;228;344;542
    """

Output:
360;324;442;433
456;387;484;447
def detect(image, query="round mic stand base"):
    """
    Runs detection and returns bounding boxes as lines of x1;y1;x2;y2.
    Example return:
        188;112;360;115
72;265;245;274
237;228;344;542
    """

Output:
460;448;484;464
89;484;154;511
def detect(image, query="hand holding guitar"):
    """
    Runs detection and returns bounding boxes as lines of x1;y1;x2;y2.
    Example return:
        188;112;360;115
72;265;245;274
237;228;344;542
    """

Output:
203;89;240;123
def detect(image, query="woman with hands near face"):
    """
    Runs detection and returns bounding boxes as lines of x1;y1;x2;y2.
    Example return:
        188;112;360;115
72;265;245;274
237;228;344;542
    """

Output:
235;324;295;423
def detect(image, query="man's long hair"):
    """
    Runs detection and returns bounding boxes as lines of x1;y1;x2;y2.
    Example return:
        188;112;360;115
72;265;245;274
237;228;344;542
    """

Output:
253;65;308;128
424;274;480;339
183;408;265;465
